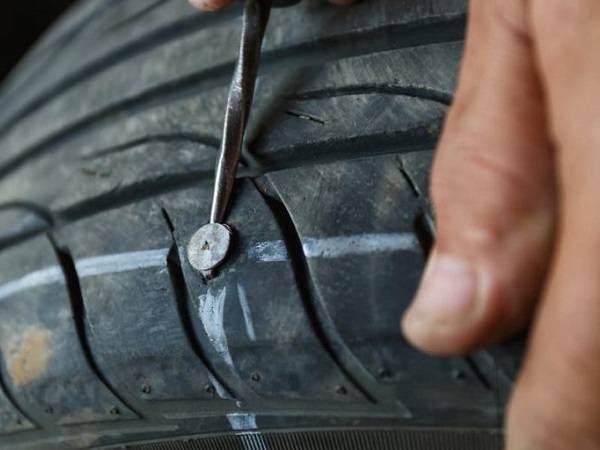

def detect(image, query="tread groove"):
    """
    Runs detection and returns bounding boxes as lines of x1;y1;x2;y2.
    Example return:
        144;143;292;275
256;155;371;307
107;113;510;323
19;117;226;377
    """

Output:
160;208;239;400
102;0;169;34
0;201;57;227
0;15;465;182
397;156;436;257
290;84;453;105
58;171;218;224
397;157;503;400
46;234;145;419
0;353;39;431
83;133;220;161
252;178;387;405
0;126;439;254
0;2;107;101
0;7;242;140
463;356;493;391
0;63;235;181
0;168;232;253
253;124;442;171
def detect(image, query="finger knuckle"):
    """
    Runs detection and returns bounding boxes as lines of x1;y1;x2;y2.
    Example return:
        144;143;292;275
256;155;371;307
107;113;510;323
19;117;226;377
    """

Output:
431;133;533;213
430;130;545;252
489;0;529;35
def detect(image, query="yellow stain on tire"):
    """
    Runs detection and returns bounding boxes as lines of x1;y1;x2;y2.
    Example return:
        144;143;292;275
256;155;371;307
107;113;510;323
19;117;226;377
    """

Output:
7;328;54;387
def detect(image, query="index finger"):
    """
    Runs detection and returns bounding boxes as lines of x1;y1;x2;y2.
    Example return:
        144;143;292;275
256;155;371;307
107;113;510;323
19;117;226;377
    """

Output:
506;0;600;448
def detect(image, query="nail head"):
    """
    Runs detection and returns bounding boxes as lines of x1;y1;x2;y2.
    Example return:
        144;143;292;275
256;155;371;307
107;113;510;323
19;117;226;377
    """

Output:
187;223;232;272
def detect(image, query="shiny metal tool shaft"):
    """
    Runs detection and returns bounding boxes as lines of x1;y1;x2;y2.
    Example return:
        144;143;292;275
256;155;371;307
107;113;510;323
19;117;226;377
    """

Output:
188;0;273;276
209;0;271;224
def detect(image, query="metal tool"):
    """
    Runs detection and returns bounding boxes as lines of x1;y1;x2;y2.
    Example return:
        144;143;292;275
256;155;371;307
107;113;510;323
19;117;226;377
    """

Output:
188;0;280;277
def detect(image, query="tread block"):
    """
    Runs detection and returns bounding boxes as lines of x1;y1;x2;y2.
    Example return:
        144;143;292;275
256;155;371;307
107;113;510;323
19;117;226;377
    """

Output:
289;43;461;100
268;155;499;420
55;200;220;405
0;42;458;216
0;3;466;193
250;43;462;165
253;93;445;165
162;181;370;403
0;387;33;434
0;0;211;128
0;237;136;426
0;91;226;212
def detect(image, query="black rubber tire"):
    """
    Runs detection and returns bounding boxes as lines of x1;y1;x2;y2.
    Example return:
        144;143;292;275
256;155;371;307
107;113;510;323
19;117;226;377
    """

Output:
0;1;524;449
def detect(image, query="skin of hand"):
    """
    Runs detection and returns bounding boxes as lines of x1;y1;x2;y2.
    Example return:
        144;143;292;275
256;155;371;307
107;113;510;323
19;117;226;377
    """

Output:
401;0;600;448
188;0;355;12
189;0;600;447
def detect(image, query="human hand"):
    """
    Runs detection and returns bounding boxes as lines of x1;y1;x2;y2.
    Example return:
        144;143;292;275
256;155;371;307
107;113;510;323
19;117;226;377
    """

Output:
401;1;600;448
188;0;355;12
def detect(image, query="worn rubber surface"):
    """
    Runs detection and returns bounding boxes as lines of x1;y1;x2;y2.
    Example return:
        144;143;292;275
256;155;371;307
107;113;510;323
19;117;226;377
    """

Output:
0;0;523;449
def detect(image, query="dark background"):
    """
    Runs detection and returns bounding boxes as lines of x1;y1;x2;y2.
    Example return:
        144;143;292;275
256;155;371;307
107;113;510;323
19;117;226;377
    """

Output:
0;0;76;82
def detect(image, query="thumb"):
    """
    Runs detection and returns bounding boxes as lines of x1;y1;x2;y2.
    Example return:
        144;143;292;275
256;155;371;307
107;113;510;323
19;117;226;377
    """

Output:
402;0;555;355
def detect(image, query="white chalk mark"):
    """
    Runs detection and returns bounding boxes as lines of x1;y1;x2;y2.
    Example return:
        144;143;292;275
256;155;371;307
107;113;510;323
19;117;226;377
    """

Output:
246;233;418;262
0;267;63;301
207;373;231;400
198;286;234;369
227;413;268;450
227;412;257;430
246;240;288;262
236;283;256;341
0;232;419;302
302;233;419;259
75;248;169;277
0;248;168;303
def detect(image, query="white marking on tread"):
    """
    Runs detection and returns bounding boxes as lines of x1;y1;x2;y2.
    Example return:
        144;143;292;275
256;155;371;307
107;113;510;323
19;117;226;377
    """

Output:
246;233;419;262
0;249;168;303
301;233;419;259
207;373;231;399
227;412;258;431
227;413;268;450
198;287;234;369
0;267;63;301
247;240;288;262
75;248;168;277
0;232;418;301
236;283;256;341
